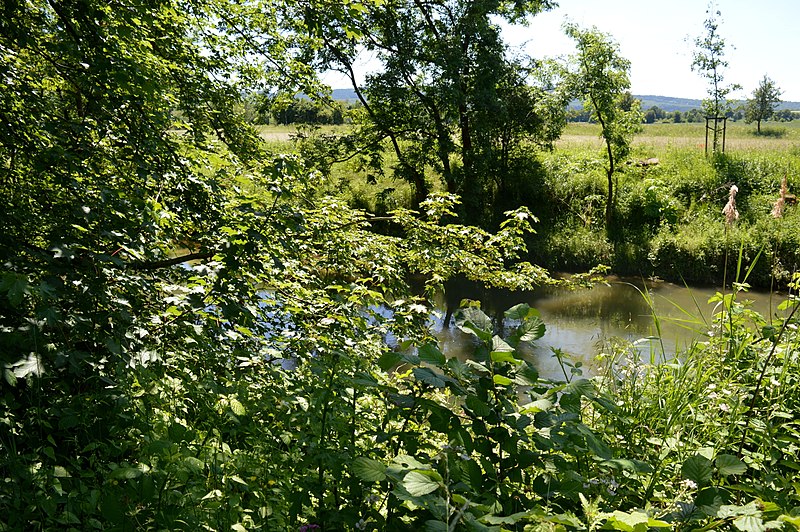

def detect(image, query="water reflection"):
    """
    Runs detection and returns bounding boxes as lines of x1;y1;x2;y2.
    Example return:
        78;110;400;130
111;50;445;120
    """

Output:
431;277;788;380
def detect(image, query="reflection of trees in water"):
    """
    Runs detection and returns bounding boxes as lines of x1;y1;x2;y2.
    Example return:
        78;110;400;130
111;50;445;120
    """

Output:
437;276;655;335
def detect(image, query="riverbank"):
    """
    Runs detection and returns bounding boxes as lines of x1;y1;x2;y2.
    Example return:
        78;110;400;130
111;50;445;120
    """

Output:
529;140;800;290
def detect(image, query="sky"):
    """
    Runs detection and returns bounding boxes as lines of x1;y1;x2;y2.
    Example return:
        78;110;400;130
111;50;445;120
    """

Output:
323;0;800;102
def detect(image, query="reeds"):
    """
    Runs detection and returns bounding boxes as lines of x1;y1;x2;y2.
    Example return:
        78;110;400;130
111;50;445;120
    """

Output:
722;184;739;225
771;173;789;218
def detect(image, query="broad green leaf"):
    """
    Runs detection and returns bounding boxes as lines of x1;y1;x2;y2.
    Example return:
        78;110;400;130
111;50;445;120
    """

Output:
10;354;44;379
378;351;403;371
413;367;446;388
53;466;70;478
493;374;513;386
491;336;514;352
562;378;595;398
423;521;448;532
0;273;29;307
419;343;445;366
465;395;491;417
110;467;143;480
601;458;653;473
456;307;493;342
716;454;747;476
682;455;713;486
733;515;766;532
517;317;546;343
229;398;246;416
504;303;537;321
352;457;387;482
490;350;520;365
523;398;553;413
184;456;205;472
403;471;439;496
606;510;649;531
393;455;429;470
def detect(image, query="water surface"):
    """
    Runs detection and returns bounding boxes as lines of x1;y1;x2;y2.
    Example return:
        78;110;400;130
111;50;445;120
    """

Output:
431;278;788;380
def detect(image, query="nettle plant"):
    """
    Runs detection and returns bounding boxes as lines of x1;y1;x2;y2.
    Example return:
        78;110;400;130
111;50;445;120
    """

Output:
349;303;664;531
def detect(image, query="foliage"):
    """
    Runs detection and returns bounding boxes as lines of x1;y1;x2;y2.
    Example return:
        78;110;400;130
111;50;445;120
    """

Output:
745;75;783;134
309;0;566;223
4;0;800;531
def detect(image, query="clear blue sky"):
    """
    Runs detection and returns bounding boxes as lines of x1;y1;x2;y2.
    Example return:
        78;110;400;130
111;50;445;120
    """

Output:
323;0;800;101
503;0;800;101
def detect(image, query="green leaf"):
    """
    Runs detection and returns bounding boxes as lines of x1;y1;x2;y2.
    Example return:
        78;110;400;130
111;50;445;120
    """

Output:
492;374;513;386
456;307;493;343
733;515;766;532
10;353;44;379
229;398;246;416
465;395;491;417
682;455;713;486
419;343;445;366
562;378;595;398
490;350;520;365
491;336;514;352
1;273;29;307
716;454;747;476
403;471;439;497
184;456;205;472
517;317;546;343
53;465;71;478
393;455;429;470
423;521;448;532
504;303;537;321
378;351;403;371
413;367;446;388
600;458;653;473
352;457;386;482
110;467;143;480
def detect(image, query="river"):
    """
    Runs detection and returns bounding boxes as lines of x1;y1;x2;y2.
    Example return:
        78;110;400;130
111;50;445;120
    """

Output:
430;277;790;380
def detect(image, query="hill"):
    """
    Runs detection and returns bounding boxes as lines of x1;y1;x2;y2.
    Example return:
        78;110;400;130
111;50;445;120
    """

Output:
330;88;800;112
637;94;800;112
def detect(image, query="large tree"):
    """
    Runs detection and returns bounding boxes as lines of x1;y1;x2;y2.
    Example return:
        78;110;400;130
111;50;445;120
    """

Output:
563;23;642;231
0;0;557;527
310;0;565;224
745;75;783;134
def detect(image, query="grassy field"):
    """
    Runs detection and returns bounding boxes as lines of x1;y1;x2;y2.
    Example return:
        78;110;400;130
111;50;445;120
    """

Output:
255;120;800;288
560;120;800;152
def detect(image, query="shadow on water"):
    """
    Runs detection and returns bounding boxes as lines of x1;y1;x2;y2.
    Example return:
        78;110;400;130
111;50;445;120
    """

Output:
431;276;788;381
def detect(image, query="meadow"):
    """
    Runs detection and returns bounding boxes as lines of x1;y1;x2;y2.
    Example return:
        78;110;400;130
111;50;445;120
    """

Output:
267;120;800;290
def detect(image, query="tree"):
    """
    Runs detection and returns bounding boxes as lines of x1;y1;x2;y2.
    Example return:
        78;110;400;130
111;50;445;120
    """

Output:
745;75;782;133
563;23;642;231
309;0;565;223
691;1;740;151
0;0;560;527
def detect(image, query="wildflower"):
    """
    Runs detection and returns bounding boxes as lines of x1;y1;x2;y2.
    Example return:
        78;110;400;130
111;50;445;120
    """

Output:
355;519;367;530
722;184;739;225
719;403;730;413
682;479;698;490
772;174;789;218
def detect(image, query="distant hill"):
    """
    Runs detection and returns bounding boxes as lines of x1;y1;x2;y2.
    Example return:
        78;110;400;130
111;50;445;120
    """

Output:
637;95;800;112
332;88;359;101
330;88;800;112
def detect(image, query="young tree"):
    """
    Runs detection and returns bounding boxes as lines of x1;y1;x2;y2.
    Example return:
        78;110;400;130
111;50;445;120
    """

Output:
563;23;642;231
691;1;740;150
745;75;783;134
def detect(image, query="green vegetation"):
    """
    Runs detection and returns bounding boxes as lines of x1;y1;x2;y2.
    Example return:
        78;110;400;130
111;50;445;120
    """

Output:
3;0;800;531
